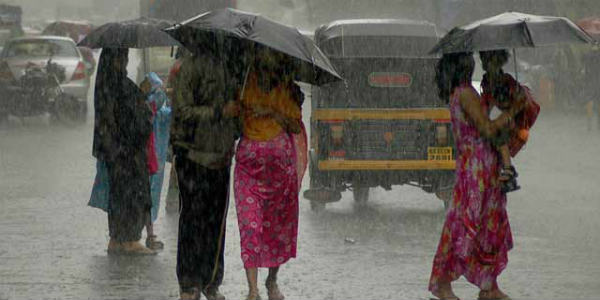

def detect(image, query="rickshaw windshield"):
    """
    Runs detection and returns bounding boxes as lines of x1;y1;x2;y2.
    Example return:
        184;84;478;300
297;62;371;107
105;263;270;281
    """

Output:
318;35;439;58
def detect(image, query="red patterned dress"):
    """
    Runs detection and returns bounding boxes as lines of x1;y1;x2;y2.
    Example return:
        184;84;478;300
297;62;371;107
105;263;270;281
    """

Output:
429;84;514;291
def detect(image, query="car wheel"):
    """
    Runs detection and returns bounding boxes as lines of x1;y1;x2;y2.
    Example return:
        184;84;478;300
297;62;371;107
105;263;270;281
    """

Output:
51;94;84;126
353;187;369;206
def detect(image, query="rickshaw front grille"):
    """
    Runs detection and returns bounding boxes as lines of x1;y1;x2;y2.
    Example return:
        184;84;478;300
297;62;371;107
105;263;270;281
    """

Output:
345;120;432;160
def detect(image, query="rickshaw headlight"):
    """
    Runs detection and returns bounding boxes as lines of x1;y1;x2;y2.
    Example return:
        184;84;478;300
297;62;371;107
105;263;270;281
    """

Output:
435;125;449;146
330;125;344;148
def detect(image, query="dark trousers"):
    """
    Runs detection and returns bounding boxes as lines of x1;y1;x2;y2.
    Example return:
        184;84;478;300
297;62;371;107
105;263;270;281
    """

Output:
106;154;151;242
175;151;230;291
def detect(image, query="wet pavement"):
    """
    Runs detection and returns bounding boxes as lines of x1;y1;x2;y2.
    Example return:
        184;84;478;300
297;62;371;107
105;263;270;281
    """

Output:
1;106;600;299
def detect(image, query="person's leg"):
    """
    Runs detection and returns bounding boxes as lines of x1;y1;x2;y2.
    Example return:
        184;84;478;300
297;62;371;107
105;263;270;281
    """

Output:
266;267;284;300
146;221;153;237
202;167;229;300
166;157;180;213
175;153;202;297
498;145;511;179
107;213;121;253
432;278;459;300
245;268;259;300
106;158;154;254
478;279;510;300
176;155;229;298
145;221;164;250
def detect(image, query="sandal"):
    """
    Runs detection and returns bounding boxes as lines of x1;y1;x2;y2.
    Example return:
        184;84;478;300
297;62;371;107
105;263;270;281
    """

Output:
180;287;200;300
202;286;226;300
121;241;157;256
146;235;164;250
478;289;511;300
107;239;123;255
431;288;460;300
246;290;261;300
266;281;284;300
499;166;520;194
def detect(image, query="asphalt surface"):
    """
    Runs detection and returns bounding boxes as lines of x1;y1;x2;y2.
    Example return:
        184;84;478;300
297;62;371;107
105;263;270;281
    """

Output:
1;99;600;300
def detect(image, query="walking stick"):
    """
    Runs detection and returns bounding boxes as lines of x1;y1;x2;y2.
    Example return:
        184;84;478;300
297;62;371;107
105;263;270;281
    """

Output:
207;65;251;288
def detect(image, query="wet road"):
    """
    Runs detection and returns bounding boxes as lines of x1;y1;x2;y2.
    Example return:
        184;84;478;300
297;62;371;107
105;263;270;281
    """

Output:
1;107;600;300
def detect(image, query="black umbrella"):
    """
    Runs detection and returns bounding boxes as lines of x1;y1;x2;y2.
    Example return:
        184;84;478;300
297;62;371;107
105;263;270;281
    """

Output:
78;17;179;49
164;8;342;85
430;12;594;54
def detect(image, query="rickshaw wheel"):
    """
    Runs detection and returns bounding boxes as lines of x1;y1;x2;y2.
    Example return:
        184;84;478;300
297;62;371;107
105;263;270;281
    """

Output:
435;190;453;211
353;187;369;206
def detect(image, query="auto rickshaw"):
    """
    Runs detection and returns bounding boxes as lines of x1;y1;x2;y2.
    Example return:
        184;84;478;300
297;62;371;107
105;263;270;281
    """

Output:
304;19;455;211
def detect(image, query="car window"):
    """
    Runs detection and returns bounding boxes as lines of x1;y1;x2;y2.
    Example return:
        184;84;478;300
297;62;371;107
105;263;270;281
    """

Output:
3;39;78;58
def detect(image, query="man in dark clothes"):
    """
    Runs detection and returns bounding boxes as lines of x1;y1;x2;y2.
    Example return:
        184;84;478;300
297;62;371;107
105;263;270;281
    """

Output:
93;48;155;255
171;50;241;300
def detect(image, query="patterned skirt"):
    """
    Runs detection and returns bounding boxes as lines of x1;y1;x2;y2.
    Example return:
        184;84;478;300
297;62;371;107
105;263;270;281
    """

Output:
234;132;300;268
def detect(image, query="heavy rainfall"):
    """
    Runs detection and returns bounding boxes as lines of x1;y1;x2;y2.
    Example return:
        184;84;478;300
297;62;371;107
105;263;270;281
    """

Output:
0;0;599;299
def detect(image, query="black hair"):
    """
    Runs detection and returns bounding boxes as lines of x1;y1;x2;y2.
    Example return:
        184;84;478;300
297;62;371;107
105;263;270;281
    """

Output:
435;52;474;102
479;49;510;67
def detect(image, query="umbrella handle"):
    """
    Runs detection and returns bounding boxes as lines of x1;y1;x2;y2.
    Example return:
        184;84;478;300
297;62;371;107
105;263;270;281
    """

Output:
239;66;251;101
513;48;519;82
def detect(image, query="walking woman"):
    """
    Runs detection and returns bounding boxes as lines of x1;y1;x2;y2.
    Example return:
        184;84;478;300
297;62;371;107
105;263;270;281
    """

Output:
92;48;155;255
234;48;307;300
428;53;524;300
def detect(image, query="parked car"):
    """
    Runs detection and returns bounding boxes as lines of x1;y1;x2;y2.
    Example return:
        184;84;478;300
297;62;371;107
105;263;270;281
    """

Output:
42;20;93;44
0;36;90;122
304;19;454;211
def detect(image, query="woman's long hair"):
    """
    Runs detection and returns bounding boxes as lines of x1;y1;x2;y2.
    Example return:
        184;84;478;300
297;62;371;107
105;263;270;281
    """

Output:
435;52;475;102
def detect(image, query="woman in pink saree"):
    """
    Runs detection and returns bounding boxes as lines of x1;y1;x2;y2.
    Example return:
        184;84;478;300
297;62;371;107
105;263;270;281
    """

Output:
429;53;525;300
235;49;307;300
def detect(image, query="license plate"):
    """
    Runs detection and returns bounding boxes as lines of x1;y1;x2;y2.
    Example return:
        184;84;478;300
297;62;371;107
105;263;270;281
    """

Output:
428;147;453;161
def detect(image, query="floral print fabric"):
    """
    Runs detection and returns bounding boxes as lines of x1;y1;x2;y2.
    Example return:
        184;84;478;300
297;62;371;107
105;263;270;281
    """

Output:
234;132;300;268
429;85;514;291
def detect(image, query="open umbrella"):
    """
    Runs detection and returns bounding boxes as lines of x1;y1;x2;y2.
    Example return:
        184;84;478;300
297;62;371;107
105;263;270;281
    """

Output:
430;12;594;54
77;17;179;49
164;8;342;85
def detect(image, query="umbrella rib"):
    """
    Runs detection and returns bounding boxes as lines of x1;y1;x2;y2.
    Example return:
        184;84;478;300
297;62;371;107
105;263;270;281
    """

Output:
521;20;536;47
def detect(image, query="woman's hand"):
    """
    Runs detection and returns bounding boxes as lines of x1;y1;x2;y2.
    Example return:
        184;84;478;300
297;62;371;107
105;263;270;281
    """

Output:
285;119;302;134
509;96;527;117
273;114;301;134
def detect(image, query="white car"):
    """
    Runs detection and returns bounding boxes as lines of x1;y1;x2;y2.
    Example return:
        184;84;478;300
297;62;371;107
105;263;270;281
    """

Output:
0;36;90;103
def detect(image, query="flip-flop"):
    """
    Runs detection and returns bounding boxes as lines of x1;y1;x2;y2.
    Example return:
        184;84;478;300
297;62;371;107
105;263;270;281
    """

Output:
478;296;511;300
430;294;460;300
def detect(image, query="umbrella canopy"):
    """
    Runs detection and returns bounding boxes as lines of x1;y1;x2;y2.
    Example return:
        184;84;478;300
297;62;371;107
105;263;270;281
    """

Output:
164;8;342;85
78;17;179;49
430;12;594;54
577;17;600;41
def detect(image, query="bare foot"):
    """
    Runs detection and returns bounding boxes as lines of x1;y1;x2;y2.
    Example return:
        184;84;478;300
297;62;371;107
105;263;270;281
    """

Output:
107;239;122;254
432;285;460;300
121;241;156;256
203;286;225;300
180;287;199;300
478;288;511;300
266;280;284;300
